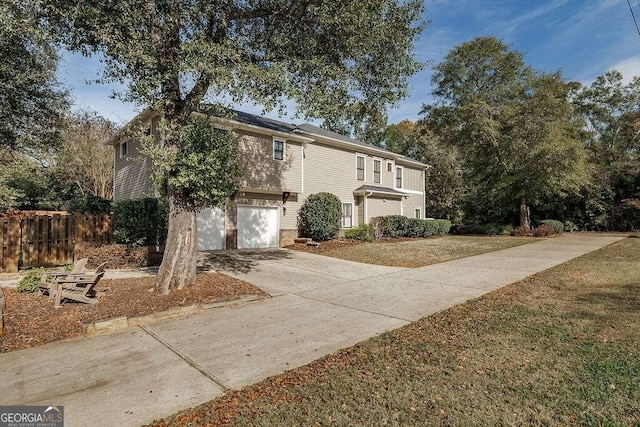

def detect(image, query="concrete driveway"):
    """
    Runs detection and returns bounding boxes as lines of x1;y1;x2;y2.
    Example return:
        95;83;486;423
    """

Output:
0;234;624;426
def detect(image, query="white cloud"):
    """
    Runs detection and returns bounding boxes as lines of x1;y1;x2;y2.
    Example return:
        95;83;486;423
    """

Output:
607;56;640;83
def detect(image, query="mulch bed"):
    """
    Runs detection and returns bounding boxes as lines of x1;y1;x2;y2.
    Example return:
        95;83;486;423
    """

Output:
0;273;269;353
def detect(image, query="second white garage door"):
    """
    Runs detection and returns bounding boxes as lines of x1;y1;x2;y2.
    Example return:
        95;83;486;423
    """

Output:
237;206;279;249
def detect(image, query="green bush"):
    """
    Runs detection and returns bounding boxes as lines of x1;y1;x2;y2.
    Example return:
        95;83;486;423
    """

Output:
298;192;342;242
375;216;451;238
112;198;168;247
539;219;563;234
345;224;374;242
17;268;46;293
406;218;424;237
425;219;452;236
376;215;409;238
68;194;112;214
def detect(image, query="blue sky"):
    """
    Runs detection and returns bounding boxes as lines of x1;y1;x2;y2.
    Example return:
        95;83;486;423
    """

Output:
59;0;640;127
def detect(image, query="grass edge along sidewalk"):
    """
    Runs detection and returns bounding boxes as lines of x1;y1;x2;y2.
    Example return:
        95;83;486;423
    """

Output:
150;237;640;426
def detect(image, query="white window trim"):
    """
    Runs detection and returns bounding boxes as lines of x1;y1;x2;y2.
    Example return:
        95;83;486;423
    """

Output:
273;137;286;160
355;154;366;181
415;208;421;219
341;201;354;229
386;160;393;173
395;165;404;189
372;157;382;184
119;141;128;158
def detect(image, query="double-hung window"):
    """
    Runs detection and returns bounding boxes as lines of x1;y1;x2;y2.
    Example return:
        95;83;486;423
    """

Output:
415;208;421;219
356;155;365;181
273;139;285;160
373;159;381;183
119;141;128;158
342;203;353;228
395;166;403;188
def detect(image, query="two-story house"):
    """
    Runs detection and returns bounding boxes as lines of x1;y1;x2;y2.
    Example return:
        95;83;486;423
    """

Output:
112;108;428;250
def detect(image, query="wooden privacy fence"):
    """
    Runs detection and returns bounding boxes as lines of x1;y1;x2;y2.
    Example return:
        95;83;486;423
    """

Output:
0;214;112;272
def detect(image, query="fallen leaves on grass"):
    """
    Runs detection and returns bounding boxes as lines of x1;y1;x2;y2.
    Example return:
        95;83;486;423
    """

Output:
0;273;269;352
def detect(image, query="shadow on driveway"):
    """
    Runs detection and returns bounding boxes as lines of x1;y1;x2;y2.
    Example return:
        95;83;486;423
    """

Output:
198;249;294;274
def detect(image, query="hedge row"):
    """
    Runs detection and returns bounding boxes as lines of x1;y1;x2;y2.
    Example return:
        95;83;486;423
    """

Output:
372;215;451;239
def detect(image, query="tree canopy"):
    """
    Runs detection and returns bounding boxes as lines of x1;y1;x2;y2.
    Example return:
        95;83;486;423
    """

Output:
0;1;68;152
421;36;589;229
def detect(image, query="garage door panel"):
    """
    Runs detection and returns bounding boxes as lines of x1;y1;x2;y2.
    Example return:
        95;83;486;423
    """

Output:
237;206;279;249
196;208;225;250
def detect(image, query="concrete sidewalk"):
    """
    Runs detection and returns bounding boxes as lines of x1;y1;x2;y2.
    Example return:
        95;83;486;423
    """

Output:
0;234;623;426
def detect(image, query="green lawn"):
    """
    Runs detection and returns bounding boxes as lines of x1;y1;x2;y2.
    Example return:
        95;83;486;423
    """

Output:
323;235;541;267
151;238;640;426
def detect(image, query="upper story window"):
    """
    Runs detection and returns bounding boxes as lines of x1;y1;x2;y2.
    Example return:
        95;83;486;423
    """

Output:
395;166;403;188
373;159;381;183
387;161;393;172
356;155;365;181
273;138;285;160
119;141;128;158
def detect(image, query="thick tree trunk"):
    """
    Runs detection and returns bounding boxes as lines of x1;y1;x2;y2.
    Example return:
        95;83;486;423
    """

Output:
519;197;531;231
155;186;198;295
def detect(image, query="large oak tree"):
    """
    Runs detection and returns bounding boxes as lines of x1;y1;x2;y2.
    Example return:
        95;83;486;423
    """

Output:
45;0;424;293
422;37;589;229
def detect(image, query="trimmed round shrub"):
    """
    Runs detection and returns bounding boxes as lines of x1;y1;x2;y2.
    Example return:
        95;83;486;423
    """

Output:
345;224;374;242
539;219;563;234
298;192;342;241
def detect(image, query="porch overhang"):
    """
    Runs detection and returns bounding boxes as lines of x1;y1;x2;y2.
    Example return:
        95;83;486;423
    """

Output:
353;185;405;199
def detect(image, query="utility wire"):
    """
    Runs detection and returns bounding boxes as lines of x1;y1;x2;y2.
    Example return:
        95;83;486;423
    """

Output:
627;0;640;38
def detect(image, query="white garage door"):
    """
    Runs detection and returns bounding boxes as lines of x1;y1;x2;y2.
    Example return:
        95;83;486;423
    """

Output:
196;208;225;250
237;206;279;249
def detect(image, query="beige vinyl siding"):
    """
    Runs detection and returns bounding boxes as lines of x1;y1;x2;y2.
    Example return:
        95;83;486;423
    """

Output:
402;167;424;192
402;193;425;217
303;142;363;201
113;137;154;202
356;196;364;226
367;196;402;221
380;159;395;188
237;131;302;193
